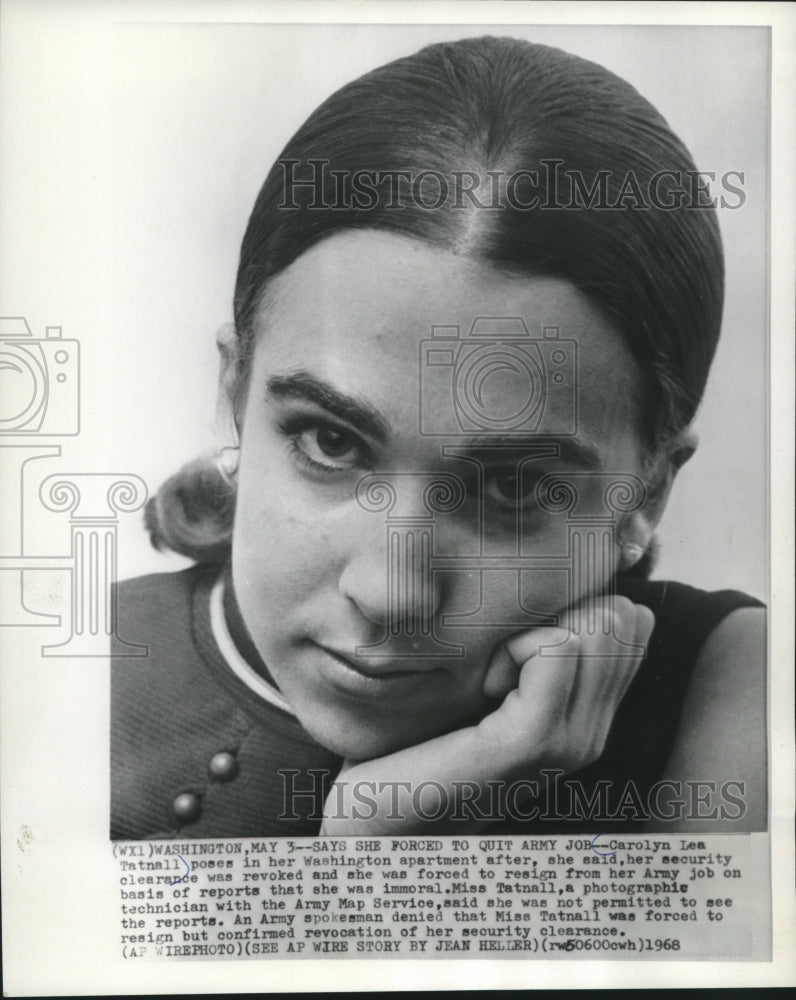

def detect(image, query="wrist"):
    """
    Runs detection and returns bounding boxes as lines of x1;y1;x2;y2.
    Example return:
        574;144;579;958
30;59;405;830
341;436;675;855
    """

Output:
474;703;539;783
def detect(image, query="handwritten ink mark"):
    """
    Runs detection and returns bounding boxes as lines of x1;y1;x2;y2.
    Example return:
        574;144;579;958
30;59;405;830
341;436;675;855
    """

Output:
590;834;616;858
169;855;190;885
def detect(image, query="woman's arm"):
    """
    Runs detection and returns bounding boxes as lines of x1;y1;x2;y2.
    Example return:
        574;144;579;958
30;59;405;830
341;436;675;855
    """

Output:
320;598;654;834
644;606;767;833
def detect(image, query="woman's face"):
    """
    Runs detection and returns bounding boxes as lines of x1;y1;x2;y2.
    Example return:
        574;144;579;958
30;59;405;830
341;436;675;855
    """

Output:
231;230;649;760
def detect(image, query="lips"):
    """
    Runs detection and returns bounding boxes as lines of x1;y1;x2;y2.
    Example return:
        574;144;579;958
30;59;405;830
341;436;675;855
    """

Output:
313;642;444;697
321;644;435;678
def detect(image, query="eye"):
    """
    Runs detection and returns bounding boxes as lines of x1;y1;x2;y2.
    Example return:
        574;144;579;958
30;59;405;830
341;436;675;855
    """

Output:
294;422;366;471
483;467;538;509
315;426;357;459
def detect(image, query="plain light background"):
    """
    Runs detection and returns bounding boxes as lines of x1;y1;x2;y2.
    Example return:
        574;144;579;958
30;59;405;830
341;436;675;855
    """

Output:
105;22;769;599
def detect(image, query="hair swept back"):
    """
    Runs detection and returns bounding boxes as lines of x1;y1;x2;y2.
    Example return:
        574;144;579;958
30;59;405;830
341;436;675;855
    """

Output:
145;36;724;565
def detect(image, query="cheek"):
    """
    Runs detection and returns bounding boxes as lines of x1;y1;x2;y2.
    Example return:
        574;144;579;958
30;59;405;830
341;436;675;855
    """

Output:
443;569;570;642
445;516;614;629
513;519;621;612
518;569;571;619
231;452;330;603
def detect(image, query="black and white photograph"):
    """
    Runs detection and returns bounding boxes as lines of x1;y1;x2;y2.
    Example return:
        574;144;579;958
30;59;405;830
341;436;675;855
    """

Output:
111;23;770;842
1;1;793;994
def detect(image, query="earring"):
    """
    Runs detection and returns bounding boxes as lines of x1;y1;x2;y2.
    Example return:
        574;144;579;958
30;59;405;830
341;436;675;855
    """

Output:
216;445;239;487
617;539;645;571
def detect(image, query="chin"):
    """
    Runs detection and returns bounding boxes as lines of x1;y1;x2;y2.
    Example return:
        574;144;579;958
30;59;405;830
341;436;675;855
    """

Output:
298;709;440;762
315;724;420;762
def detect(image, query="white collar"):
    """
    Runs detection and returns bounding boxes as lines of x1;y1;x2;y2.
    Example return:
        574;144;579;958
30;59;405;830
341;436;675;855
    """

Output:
209;576;296;717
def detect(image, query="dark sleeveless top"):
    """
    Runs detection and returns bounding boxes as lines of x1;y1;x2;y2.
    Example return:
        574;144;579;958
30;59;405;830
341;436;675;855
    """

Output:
110;566;763;839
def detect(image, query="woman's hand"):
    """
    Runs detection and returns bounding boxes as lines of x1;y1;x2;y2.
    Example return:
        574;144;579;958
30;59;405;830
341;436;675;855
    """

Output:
476;596;655;778
320;596;654;835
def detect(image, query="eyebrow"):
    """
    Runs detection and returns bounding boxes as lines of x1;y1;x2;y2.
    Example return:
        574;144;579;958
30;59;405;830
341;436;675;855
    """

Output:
455;435;603;470
265;372;602;469
266;371;391;444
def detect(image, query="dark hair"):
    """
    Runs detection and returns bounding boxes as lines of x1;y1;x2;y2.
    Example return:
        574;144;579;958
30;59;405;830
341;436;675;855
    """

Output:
146;35;724;564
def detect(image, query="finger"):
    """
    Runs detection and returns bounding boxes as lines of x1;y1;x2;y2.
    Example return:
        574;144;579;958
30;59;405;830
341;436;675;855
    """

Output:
559;594;647;649
560;603;655;750
505;625;572;669
483;625;574;701
592;599;654;698
482;641;521;700
571;599;650;691
514;631;582;706
636;602;655;646
493;646;581;747
556;593;641;645
612;603;654;704
555;592;614;638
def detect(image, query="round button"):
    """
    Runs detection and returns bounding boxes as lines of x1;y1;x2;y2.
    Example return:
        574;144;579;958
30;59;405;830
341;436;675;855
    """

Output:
172;792;202;823
54;350;69;364
208;751;238;781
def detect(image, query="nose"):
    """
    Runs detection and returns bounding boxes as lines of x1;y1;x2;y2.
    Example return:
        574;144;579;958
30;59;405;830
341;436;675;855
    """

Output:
340;470;466;634
338;512;443;634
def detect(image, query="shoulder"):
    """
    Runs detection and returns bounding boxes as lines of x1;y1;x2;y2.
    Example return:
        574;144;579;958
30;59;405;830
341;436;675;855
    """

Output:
115;564;212;607
685;605;766;754
695;603;766;663
111;564;235;837
618;575;764;619
650;601;767;832
114;564;217;640
111;565;222;700
685;605;766;759
614;577;767;832
618;576;764;659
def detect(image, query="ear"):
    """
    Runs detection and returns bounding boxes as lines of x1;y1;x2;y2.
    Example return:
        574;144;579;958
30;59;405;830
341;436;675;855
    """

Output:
215;322;243;437
617;427;698;572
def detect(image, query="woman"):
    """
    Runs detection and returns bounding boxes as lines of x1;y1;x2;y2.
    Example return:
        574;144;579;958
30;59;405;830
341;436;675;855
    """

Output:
111;36;765;839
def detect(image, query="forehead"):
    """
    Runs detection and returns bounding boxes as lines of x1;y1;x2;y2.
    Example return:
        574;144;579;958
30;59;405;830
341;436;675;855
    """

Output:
251;230;645;452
